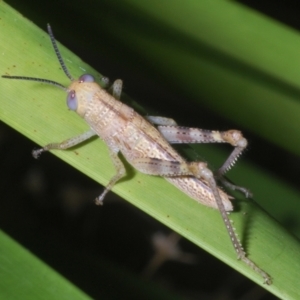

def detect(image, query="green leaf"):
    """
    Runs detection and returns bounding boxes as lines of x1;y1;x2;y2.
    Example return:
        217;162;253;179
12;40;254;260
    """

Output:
0;230;91;299
1;1;300;299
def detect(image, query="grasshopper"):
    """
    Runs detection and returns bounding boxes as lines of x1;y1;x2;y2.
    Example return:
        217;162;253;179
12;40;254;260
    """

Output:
2;24;271;285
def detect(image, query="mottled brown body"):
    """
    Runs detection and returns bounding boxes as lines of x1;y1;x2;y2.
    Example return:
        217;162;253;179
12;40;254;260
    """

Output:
70;80;233;210
2;24;271;284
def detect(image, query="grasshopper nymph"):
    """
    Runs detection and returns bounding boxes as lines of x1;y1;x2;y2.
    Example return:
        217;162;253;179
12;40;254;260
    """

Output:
2;24;271;285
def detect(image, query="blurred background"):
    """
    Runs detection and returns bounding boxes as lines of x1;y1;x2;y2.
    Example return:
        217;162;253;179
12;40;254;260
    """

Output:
1;1;300;299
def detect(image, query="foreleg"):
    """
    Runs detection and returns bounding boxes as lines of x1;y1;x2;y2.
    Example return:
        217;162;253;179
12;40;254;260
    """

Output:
110;79;123;100
32;128;126;204
32;129;96;158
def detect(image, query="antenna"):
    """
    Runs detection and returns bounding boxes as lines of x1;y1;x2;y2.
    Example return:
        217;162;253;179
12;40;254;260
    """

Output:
1;75;67;90
47;24;74;81
1;24;73;91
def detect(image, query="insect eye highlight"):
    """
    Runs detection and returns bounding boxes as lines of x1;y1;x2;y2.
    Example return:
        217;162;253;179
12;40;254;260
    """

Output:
79;74;94;83
67;90;77;111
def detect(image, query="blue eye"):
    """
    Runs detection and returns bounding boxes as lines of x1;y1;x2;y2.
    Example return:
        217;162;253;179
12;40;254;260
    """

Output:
79;74;94;83
67;90;77;111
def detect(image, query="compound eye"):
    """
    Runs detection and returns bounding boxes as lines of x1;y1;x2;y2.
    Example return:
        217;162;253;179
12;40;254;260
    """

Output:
79;74;94;83
67;90;77;111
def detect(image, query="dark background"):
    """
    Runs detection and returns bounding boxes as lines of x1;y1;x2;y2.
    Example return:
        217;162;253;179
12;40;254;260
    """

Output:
1;1;299;299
